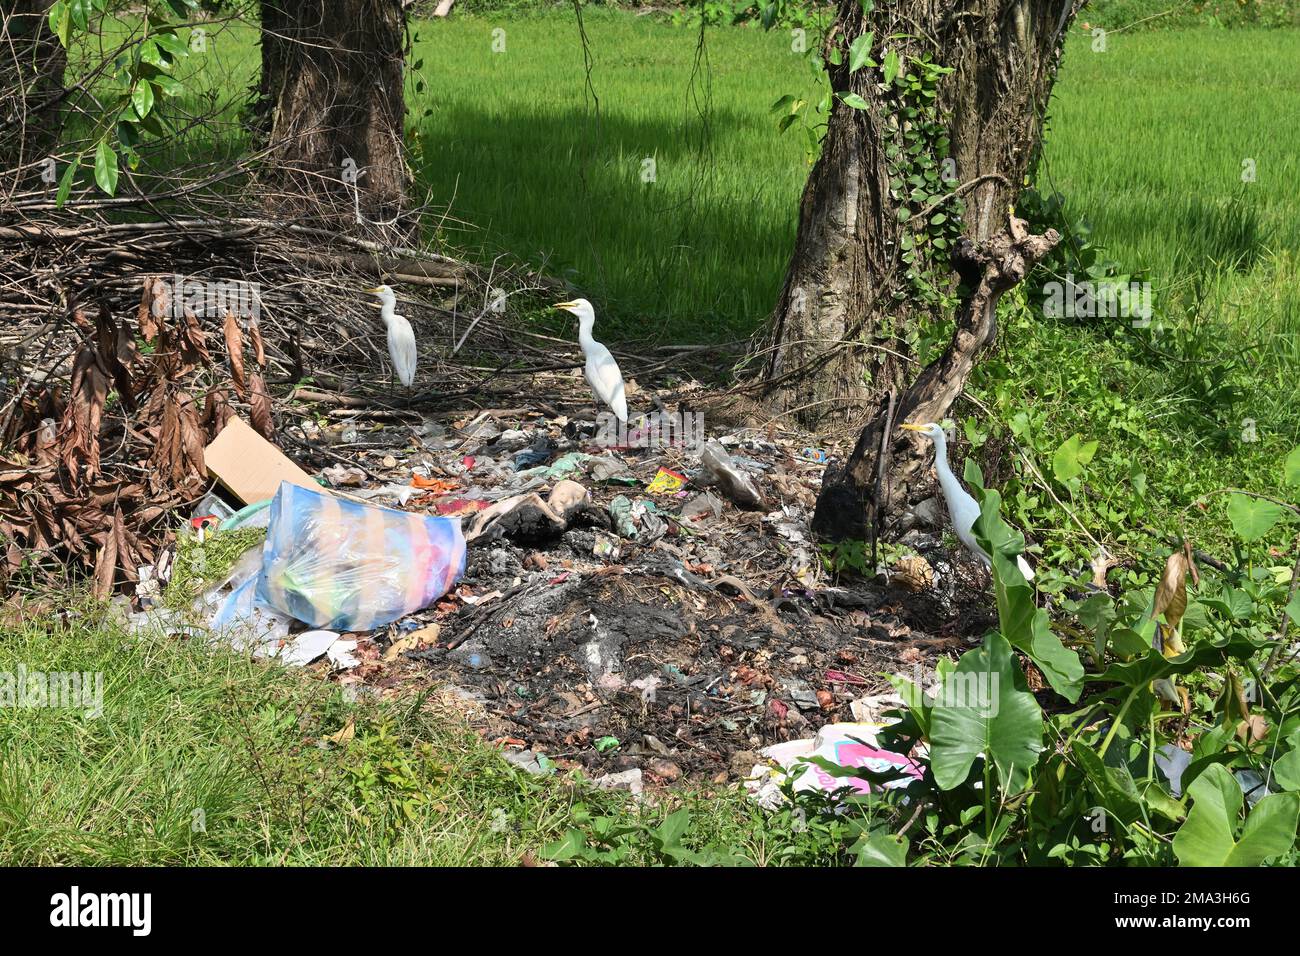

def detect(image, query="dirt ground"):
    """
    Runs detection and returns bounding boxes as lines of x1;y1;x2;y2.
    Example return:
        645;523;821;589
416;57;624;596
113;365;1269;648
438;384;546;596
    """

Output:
282;389;1002;786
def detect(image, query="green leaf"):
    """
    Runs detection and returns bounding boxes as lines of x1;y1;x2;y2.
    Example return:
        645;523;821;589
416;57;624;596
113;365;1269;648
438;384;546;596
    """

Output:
972;489;1084;701
1273;749;1300;793
840;92;870;111
93;140;119;196
655;808;690;848
1173;764;1299;866
882;50;901;85
55;157;78;207
1072;742;1144;826
131;80;155;119
853;829;908;866
1051;433;1099;483
1226;493;1286;542
1285;446;1300;487
929;631;1044;793
848;32;875;73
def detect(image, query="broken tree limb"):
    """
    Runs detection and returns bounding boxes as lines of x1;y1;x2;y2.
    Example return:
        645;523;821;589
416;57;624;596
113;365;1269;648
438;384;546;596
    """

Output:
812;213;1060;541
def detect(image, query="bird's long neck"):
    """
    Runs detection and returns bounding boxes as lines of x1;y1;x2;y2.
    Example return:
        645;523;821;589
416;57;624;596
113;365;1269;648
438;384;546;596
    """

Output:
379;298;397;327
577;316;596;352
931;432;966;506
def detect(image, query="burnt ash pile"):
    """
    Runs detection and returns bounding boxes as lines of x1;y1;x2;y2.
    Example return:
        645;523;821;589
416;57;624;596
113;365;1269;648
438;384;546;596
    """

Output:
313;403;1001;784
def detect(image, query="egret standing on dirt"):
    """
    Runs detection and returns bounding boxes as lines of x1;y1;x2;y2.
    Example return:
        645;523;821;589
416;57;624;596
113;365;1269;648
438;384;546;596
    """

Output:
900;421;1035;580
366;284;417;389
555;298;628;425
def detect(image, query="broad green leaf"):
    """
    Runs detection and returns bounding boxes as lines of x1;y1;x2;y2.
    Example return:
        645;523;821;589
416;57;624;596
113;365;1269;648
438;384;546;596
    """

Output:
1173;763;1300;866
93;140;118;196
1285;446;1300;487
853;829;908;866
840;92;870;111
1273;749;1300;793
1286;591;1300;628
972;490;1084;701
1051;433;1099;483
655;808;690;847
1226;493;1285;542
848;32;875;73
882;50;901;85
929;631;1044;792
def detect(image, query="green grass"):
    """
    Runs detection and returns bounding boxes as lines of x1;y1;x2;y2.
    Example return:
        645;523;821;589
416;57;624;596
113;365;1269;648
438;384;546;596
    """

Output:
410;10;812;341
0;600;854;865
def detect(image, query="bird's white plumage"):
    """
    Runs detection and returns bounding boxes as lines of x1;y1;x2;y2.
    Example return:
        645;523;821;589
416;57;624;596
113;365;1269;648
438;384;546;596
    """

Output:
557;298;627;423
370;285;417;388
904;422;1034;580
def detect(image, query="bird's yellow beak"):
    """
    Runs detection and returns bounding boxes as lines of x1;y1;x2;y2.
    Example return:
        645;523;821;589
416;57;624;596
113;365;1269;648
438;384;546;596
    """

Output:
900;423;927;432
553;300;578;311
364;286;383;294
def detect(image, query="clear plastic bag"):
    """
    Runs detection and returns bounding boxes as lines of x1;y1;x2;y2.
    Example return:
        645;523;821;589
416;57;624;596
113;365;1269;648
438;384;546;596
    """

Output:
256;481;466;631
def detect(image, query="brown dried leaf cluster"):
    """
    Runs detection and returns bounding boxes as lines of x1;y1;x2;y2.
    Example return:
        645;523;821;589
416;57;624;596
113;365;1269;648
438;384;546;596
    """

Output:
1;280;275;596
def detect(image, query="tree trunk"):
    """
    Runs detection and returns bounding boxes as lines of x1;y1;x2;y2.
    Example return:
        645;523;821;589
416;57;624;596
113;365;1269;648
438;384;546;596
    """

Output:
751;0;1081;428
1;0;67;177
257;0;410;225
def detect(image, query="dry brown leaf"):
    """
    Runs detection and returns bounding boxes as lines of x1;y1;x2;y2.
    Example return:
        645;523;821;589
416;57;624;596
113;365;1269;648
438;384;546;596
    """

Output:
223;310;246;399
247;312;267;366
92;518;118;599
59;345;109;485
248;371;274;439
137;276;164;342
1152;551;1190;647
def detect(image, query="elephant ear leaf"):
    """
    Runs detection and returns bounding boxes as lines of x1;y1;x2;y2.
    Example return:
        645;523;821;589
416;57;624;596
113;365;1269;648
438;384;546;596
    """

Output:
973;490;1084;701
1173;763;1300;866
929;631;1043;793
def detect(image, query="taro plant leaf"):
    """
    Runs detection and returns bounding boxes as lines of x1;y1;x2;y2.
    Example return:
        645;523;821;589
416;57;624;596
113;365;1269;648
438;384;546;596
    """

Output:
1091;631;1267;688
1173;764;1300;867
853;828;908;867
1226;493;1286;542
1285;445;1300;487
1051;433;1099;483
972;489;1084;701
929;631;1043;793
1071;741;1144;826
1272;749;1300;792
1152;552;1190;632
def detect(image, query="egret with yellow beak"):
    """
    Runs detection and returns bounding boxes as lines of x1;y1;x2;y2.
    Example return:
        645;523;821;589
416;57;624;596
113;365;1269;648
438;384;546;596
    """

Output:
555;298;627;425
366;284;417;390
901;421;1034;580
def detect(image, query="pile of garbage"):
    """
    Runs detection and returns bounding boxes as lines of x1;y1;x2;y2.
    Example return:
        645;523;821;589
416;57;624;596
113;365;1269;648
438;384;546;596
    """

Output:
119;393;1001;791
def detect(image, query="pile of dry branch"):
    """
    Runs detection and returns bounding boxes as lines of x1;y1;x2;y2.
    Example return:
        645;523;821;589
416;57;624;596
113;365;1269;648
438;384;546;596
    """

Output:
0;200;556;596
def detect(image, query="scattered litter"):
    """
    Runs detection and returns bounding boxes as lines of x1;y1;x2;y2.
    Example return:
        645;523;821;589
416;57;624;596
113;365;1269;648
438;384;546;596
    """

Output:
698;440;766;509
646;467;687;494
746;722;925;809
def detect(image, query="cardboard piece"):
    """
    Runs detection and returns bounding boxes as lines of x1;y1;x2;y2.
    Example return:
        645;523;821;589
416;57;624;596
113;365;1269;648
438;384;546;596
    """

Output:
204;416;324;506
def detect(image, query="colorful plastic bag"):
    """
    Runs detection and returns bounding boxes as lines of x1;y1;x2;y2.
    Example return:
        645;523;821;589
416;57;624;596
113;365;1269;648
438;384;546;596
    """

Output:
256;481;466;631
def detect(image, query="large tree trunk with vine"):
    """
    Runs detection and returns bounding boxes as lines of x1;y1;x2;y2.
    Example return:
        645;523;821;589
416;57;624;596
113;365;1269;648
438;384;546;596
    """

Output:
1;0;67;177
257;0;410;225
749;0;1081;538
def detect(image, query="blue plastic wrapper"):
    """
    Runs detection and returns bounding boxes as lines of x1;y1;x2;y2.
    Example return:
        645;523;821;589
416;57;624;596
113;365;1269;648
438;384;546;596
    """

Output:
256;481;466;631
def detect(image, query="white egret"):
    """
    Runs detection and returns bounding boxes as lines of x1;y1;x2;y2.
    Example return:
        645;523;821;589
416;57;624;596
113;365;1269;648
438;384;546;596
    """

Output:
900;421;1034;580
365;284;417;389
555;298;628;425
